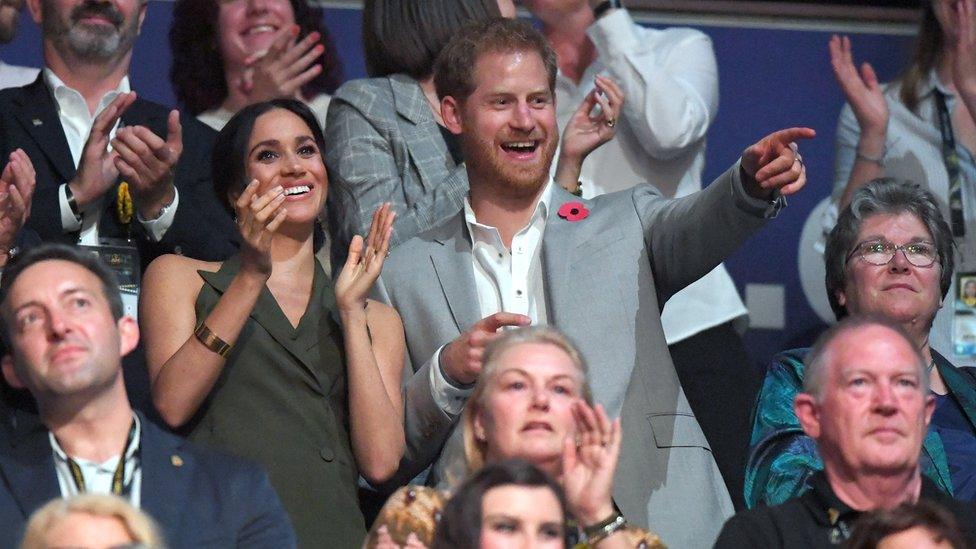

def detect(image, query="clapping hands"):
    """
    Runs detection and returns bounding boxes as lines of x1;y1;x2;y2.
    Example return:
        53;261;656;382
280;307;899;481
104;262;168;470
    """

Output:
829;35;888;140
0;149;35;262
235;177;288;277
560;400;621;526
237;24;324;104
335;203;396;313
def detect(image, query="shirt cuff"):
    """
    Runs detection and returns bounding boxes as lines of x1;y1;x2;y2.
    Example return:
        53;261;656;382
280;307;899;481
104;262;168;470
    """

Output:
137;187;179;242
59;184;83;233
428;345;473;416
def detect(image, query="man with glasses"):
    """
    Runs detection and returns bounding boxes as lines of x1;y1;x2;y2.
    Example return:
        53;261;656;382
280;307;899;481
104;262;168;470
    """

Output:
745;177;976;508
0;244;295;547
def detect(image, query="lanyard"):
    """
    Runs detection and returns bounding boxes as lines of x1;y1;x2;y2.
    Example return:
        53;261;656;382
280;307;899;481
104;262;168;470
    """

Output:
934;90;967;238
65;419;137;497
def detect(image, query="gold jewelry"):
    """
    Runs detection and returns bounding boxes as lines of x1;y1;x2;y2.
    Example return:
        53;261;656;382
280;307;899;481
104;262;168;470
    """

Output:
606;117;616;128
116;182;134;226
194;322;232;358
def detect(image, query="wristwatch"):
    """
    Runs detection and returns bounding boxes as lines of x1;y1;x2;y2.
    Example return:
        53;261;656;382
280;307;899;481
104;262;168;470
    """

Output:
593;0;623;19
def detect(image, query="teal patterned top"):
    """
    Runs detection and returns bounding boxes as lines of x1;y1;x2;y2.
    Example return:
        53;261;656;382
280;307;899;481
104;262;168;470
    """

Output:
743;348;976;509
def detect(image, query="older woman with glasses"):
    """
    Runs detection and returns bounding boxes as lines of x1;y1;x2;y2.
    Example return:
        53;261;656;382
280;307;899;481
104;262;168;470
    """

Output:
746;178;976;508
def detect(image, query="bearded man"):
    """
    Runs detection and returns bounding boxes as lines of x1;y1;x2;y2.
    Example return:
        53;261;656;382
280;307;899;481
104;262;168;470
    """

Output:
0;0;236;267
376;18;814;548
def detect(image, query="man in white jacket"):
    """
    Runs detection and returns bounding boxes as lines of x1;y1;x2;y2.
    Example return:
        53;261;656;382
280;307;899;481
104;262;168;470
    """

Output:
523;0;756;509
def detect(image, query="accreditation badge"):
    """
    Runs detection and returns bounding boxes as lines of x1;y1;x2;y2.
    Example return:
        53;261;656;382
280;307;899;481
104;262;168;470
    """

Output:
954;272;976;357
78;238;141;321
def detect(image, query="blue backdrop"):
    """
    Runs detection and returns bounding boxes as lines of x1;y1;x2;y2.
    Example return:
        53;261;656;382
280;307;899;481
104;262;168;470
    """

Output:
0;4;915;368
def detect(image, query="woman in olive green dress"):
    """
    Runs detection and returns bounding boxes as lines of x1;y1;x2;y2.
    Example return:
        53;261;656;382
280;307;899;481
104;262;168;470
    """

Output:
140;99;405;548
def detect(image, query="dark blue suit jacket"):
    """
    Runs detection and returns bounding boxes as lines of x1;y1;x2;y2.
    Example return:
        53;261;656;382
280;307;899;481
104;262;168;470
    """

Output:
0;413;296;548
0;75;239;267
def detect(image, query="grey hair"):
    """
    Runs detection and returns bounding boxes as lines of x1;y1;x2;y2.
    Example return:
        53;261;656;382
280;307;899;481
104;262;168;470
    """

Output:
824;178;954;320
803;315;929;399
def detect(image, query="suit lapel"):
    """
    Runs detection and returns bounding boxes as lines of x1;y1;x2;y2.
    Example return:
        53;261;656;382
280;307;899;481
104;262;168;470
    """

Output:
139;417;192;543
542;188;598;323
11;76;75;183
197;257;328;395
429;215;482;332
0;424;62;519
390;75;453;191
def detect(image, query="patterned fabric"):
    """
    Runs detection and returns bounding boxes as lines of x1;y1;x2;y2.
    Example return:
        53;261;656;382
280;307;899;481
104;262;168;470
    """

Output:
743;348;976;509
324;74;468;267
365;486;665;549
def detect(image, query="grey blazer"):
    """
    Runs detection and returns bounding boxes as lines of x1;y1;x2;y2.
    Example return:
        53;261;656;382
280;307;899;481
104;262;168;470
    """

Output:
324;73;468;266
377;164;770;548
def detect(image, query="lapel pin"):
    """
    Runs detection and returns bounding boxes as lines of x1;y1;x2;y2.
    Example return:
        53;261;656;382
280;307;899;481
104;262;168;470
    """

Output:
31;119;42;126
171;455;184;467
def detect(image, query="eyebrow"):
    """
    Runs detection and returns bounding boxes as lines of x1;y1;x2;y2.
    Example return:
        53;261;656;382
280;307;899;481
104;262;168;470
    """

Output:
249;135;315;157
498;368;578;383
11;287;93;316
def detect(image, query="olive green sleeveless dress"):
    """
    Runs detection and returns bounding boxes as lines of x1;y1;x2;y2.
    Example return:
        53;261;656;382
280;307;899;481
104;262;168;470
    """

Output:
187;256;365;548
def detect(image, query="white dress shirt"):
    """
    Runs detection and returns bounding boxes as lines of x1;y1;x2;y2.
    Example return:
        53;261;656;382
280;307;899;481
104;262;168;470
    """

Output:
50;414;143;507
553;9;747;344
46;69;179;245
428;182;554;414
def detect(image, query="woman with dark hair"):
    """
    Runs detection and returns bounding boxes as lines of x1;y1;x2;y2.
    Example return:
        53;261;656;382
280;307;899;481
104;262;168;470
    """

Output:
364;328;662;549
140;99;405;547
169;0;342;131
828;0;976;368
324;0;621;265
433;460;571;549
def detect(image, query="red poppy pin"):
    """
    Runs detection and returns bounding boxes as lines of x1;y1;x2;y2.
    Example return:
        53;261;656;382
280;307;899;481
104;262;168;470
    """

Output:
557;201;589;222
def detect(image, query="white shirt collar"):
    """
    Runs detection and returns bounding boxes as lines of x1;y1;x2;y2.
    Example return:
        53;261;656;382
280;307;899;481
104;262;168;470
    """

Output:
43;67;131;115
49;413;142;466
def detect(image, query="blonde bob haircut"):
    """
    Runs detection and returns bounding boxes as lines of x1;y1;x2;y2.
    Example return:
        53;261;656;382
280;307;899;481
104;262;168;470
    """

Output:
20;494;165;549
462;327;593;473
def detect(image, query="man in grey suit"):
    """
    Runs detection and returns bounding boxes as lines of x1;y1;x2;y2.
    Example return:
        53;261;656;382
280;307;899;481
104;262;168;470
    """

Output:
377;18;814;548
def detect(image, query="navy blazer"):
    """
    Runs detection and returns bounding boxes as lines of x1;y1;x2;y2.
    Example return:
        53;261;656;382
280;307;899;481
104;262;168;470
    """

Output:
0;413;296;548
0;75;238;267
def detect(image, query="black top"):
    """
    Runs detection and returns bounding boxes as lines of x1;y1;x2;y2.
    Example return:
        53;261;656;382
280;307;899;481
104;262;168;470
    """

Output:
714;471;976;548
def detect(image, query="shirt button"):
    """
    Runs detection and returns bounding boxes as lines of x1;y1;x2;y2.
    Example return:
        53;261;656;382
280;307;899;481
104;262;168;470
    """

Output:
516;289;523;296
320;446;335;462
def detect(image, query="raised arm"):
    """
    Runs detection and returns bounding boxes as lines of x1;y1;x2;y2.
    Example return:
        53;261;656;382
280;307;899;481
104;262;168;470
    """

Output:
555;76;623;194
643;127;814;301
142;180;287;427
829;35;889;208
333;203;407;485
588;8;718;159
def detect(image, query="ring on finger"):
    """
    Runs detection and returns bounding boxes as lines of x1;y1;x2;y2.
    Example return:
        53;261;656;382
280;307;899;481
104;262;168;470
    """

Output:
606;117;616;128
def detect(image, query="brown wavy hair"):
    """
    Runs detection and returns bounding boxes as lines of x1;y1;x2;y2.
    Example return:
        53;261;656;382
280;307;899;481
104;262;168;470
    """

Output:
169;0;342;115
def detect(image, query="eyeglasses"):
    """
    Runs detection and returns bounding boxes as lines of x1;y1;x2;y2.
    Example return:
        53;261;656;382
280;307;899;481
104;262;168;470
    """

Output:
846;239;939;268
